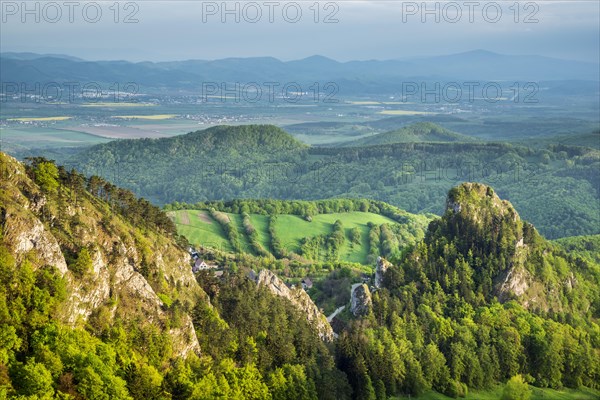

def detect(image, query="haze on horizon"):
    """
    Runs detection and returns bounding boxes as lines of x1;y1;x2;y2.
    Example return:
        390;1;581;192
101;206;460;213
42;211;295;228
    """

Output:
1;0;599;63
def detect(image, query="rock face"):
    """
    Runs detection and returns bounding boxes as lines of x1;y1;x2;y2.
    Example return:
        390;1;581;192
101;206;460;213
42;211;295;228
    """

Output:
7;213;69;275
374;256;391;289
439;182;573;313
0;153;203;358
497;267;531;300
256;269;334;342
350;283;372;317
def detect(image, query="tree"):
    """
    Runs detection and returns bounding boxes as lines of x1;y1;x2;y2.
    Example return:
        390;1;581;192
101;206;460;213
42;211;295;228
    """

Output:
34;161;60;193
70;248;92;277
501;375;531;400
350;228;362;246
13;360;54;399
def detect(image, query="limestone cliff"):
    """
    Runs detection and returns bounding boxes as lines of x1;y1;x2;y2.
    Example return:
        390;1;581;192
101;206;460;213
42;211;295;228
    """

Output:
350;283;372;317
374;256;391;289
0;153;204;358
255;269;334;342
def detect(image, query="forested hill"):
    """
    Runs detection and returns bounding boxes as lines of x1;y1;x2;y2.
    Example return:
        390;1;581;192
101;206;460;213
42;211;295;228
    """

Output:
390;182;599;311
65;124;600;239
336;182;600;398
0;153;351;399
2;156;599;399
342;122;477;147
78;124;307;159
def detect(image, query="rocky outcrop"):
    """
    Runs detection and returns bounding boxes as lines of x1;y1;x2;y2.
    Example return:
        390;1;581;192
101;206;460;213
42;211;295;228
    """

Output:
350;283;372;317
256;269;334;342
0;152;203;358
5;213;69;275
496;267;530;301
374;256;391;289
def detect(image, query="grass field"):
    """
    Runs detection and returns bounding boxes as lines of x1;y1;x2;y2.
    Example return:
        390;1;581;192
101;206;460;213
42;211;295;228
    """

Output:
393;385;600;400
6;116;72;122
112;114;177;120
0;127;110;150
169;210;399;263
274;213;397;263
378;110;434;116
248;214;271;251
168;210;232;252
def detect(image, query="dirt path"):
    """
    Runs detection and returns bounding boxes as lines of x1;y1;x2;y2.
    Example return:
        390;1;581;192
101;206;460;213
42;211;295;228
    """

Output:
327;305;346;322
197;211;213;224
179;211;190;225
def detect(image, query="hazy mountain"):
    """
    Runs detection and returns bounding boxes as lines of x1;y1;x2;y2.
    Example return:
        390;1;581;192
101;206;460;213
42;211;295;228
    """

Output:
1;51;597;95
0;51;85;61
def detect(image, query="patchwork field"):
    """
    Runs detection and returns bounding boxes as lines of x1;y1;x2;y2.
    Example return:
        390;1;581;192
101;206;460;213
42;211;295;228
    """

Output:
0;127;111;151
274;213;398;264
169;209;404;264
167;210;233;252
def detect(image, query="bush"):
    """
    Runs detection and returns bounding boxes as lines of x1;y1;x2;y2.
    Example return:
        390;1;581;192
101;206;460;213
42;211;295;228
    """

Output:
69;248;92;277
502;375;531;400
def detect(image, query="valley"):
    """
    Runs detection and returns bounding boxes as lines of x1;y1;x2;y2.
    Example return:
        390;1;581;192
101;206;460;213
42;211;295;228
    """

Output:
1;48;599;400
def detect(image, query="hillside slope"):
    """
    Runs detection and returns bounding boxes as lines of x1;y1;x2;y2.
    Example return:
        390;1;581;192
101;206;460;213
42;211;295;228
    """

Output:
343;122;476;146
65;124;600;239
392;182;600;312
0;152;204;356
335;183;600;398
0;153;350;399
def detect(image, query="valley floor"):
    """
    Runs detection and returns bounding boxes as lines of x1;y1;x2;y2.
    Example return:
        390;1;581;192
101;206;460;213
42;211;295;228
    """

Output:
393;386;600;400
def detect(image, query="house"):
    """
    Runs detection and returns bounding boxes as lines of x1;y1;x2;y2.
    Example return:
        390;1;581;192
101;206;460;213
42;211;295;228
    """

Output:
188;247;200;260
192;259;209;273
301;277;313;290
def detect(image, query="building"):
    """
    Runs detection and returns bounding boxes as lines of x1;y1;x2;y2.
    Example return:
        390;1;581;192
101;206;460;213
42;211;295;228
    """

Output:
192;259;210;273
301;277;313;290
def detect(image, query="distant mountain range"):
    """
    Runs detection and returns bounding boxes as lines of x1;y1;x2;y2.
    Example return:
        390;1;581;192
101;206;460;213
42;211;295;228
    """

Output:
1;50;598;95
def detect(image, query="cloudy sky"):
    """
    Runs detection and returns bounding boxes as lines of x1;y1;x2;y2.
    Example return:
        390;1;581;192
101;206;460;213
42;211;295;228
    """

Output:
1;0;599;62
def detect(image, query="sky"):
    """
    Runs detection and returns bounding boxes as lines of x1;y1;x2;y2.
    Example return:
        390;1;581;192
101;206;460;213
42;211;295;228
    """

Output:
1;0;599;63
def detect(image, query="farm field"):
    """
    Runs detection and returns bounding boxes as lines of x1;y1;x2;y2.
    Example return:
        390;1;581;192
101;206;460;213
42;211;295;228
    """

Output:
168;209;406;264
274;213;398;264
0;127;111;151
167;210;233;252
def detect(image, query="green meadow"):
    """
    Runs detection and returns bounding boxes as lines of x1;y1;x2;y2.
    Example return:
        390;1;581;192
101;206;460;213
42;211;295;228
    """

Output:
393;385;600;400
169;209;399;264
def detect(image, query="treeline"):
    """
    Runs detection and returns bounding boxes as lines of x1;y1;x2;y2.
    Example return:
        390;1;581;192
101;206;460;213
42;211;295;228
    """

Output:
300;220;345;262
269;215;287;259
242;212;271;257
337;295;600;399
209;208;242;254
24;157;177;237
366;222;422;263
166;198;425;226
